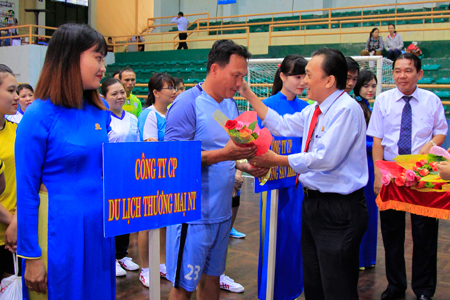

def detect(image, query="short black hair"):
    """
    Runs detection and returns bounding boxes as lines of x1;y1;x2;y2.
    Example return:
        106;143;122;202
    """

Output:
393;53;422;73
146;73;175;107
206;39;251;74
311;48;347;90
17;83;34;94
178;12;184;16
112;70;120;78
101;78;122;96
346;57;360;74
119;68;135;80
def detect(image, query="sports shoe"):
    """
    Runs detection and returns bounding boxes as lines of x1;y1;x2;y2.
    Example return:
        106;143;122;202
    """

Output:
230;228;246;239
118;257;139;271
116;260;126;277
160;263;167;278
220;274;244;293
139;270;149;288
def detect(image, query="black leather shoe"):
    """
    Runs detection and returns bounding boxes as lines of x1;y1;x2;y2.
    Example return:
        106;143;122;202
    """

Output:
417;296;432;300
381;289;405;300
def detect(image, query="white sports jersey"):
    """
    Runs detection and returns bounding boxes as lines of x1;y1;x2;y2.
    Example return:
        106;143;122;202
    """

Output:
6;110;23;124
108;110;140;143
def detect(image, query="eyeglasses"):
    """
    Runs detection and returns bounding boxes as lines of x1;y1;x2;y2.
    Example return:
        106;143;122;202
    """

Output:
161;87;178;92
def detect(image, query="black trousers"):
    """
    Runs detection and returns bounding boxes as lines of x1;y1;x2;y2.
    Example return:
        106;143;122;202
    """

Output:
380;209;438;297
178;32;188;50
115;233;130;260
302;188;368;300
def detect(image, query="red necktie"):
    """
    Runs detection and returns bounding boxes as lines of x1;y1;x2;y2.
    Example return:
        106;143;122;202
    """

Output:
296;106;322;189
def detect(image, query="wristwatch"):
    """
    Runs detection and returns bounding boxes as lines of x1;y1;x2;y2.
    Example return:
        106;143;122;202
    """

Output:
429;140;436;147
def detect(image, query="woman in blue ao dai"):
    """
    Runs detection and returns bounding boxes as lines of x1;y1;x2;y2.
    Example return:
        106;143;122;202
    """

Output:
16;24;115;300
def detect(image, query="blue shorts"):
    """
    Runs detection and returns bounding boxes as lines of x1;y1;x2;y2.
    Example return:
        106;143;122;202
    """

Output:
166;219;232;292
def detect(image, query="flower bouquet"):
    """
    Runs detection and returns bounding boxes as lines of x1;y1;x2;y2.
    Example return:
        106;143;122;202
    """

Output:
376;146;450;192
213;110;273;185
213;110;272;156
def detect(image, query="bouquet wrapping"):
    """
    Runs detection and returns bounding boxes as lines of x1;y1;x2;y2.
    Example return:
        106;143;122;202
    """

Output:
375;146;450;220
213;110;273;185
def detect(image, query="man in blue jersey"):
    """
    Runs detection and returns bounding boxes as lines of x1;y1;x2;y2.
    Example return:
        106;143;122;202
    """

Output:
164;39;269;300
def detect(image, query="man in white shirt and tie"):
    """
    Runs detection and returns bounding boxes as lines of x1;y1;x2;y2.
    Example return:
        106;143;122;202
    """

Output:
367;53;447;300
243;48;369;300
171;12;189;50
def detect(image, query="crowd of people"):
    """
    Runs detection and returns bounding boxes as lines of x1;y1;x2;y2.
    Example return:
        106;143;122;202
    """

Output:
0;22;449;300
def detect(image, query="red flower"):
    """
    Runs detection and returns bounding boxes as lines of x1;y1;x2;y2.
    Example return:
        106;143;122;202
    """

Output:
432;166;438;172
395;176;406;186
416;161;425;168
429;162;438;168
433;182;445;190
416;181;426;189
415;176;421;182
418;168;429;176
412;166;418;171
225;120;237;130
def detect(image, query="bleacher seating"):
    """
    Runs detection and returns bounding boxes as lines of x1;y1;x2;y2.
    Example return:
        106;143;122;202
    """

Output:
195;4;449;35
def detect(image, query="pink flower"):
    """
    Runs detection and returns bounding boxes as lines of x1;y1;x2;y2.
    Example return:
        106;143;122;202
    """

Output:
381;174;392;186
235;121;244;130
405;170;416;182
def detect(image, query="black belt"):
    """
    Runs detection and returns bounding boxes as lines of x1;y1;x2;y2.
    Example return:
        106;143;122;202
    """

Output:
303;187;364;199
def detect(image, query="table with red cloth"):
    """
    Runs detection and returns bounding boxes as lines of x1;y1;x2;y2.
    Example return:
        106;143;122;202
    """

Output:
376;183;450;220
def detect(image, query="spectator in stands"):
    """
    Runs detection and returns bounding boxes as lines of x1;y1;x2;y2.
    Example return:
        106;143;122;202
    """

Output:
101;78;140;278
164;39;269;300
16;23;115;299
137;72;176;287
6;83;34;124
353;70;378;271
384;24;403;61
345;57;360;94
0;64;19;279
107;37;114;52
119;68;142;118
368;53;447;300
361;28;384;57
174;77;185;98
171;12;189;50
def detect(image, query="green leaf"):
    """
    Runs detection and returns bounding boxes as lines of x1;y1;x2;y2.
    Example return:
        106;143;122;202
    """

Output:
428;153;447;163
248;121;257;131
251;132;259;139
425;182;435;188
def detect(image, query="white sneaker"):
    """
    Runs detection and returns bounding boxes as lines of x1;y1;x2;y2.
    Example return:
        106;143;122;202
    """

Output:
160;263;167;278
220;274;244;293
139;270;149;288
118;257;139;271
115;260;126;277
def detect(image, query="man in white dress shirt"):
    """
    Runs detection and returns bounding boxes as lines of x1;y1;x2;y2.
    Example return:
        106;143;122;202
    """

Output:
367;53;447;300
171;12;189;50
244;48;369;300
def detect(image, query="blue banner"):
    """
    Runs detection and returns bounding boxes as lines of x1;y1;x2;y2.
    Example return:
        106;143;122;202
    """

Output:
254;137;301;193
103;141;201;237
218;0;236;4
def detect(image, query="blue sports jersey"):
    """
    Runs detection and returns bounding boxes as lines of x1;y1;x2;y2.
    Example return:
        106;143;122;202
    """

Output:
165;85;239;224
